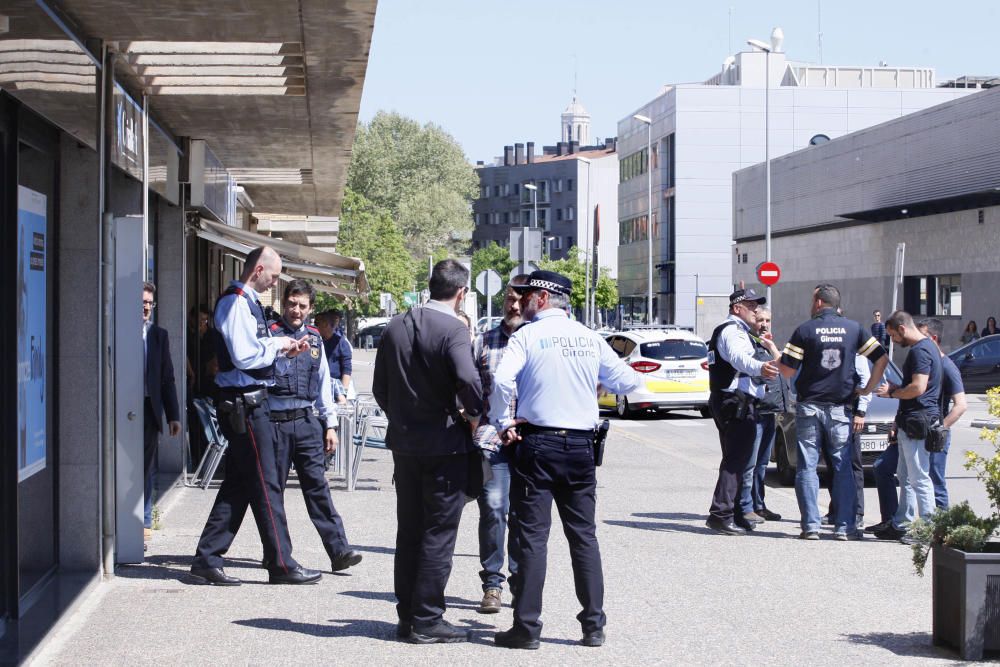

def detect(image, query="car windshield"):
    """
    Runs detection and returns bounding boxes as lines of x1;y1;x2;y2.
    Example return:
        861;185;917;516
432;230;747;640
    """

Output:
639;340;707;361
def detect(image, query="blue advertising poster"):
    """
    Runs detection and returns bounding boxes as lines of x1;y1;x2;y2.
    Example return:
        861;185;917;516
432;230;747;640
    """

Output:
18;186;47;482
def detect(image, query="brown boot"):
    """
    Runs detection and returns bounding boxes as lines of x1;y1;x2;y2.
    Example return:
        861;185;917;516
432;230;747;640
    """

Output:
477;588;502;614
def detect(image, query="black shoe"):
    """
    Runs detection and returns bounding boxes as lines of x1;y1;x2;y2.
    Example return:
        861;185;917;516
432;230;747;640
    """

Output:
581;629;606;647
331;550;363;572
706;517;747;536
408;620;468;644
874;525;907;541
396;620;412;639
494;628;540;650
757;508;782;521
189;566;241;586
865;520;891;534
268;565;322;585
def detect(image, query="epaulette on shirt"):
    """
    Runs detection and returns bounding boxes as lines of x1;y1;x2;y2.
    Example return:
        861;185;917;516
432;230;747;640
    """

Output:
306;324;321;335
269;321;285;334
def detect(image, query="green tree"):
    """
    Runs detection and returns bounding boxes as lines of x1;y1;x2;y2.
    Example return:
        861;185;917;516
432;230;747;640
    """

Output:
336;188;415;317
536;247;618;314
472;242;516;314
348;111;478;258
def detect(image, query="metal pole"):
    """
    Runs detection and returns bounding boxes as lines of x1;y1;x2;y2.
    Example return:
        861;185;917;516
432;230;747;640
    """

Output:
646;122;653;324
764;48;772;306
584;160;592;327
99;44;116;578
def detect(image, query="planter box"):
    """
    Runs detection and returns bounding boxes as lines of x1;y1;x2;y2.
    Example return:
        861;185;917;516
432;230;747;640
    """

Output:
933;544;1000;660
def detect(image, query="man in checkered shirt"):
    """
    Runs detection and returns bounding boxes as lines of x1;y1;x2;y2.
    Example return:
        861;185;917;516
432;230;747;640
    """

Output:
472;273;529;614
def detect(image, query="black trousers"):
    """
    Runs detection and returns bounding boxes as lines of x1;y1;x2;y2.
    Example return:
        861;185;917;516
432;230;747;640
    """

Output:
825;431;865;520
193;399;299;573
708;392;758;522
392;451;467;627
508;431;604;639
272;414;350;560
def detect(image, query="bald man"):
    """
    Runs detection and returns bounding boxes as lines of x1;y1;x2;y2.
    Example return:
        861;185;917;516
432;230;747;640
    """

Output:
190;246;320;586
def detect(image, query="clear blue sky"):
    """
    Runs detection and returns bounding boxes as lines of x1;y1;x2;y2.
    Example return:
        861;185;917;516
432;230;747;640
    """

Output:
359;0;998;163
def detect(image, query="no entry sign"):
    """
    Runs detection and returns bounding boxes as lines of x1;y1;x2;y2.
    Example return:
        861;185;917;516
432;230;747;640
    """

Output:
757;261;781;286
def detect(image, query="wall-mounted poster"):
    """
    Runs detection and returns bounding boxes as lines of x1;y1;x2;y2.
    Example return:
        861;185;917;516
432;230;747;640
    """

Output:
18;185;47;482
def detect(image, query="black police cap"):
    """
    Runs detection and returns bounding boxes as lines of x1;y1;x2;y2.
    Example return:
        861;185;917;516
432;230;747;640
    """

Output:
729;288;766;306
511;270;573;297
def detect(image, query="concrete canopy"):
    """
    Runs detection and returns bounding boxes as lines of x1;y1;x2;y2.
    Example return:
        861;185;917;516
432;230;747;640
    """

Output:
55;0;377;227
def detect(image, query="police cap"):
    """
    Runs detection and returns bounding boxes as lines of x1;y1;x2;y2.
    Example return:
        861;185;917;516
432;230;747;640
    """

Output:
729;288;766;306
511;270;573;297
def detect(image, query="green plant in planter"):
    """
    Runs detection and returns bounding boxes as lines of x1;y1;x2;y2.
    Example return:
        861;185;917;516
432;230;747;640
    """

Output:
909;387;1000;576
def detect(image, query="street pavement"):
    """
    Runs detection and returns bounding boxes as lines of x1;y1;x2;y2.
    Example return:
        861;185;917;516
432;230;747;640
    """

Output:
31;349;994;665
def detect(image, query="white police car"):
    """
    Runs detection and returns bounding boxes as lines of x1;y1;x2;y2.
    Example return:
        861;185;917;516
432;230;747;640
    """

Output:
598;327;711;418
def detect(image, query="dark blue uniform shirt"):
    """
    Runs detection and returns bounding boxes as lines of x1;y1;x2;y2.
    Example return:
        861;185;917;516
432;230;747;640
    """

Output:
323;333;353;380
900;337;942;419
780;308;886;404
940;354;964;416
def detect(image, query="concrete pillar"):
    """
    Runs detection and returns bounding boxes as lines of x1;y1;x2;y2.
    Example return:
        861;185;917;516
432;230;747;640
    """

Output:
155;196;186;477
56;137;102;571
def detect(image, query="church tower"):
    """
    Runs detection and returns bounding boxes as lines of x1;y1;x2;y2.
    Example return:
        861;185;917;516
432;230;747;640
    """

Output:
561;96;591;145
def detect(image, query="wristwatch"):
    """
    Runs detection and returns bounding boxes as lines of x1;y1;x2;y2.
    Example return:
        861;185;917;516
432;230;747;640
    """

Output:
855;410;866;418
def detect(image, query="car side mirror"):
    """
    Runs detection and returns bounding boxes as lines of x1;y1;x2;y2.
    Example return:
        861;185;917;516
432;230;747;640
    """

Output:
964;353;974;361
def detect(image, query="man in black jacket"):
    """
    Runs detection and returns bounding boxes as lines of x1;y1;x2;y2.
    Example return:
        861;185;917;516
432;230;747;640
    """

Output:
142;282;181;539
373;259;484;644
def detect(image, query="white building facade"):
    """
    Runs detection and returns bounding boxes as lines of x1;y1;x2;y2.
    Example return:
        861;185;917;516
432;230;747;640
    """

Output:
617;33;976;329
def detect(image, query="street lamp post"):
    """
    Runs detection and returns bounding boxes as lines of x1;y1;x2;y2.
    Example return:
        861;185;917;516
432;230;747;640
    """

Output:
633;113;654;324
578;156;592;327
524;182;538;275
747;32;779;306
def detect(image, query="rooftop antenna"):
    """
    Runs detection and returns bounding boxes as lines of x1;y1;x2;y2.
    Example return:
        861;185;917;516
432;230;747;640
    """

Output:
817;0;824;64
573;54;578;100
728;7;734;54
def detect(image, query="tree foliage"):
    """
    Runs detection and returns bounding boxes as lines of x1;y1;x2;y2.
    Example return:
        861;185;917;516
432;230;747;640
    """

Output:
472;242;517;313
348;111;477;258
336;188;415;317
536;247;618;312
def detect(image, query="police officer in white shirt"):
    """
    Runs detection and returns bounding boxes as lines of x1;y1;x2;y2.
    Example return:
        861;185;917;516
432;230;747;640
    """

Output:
706;288;780;536
489;270;642;650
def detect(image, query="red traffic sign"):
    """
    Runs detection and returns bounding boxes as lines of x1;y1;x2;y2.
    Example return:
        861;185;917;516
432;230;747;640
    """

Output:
757;261;781;286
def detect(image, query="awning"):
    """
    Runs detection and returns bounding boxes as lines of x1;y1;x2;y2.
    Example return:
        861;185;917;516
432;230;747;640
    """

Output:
192;217;369;298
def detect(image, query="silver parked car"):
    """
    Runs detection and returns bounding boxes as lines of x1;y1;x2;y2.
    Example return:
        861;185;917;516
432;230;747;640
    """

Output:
771;360;903;486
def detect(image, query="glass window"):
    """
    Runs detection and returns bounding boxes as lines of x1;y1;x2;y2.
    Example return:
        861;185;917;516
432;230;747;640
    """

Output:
640;340;708;361
568;178;574;191
937;275;962;317
556;208;563;221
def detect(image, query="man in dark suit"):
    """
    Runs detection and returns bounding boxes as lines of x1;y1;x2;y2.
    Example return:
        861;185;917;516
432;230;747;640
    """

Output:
373;259;484;644
142;282;181;539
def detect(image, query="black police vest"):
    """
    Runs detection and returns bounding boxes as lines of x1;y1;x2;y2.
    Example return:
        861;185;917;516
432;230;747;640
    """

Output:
214;286;274;383
268;322;323;400
752;337;784;413
707;320;742;393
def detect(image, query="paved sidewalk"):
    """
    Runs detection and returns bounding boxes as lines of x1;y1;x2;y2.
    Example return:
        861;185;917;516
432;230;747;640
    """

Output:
31;352;962;665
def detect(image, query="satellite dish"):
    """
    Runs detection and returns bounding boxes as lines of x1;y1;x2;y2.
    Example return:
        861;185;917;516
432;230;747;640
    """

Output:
809;134;831;146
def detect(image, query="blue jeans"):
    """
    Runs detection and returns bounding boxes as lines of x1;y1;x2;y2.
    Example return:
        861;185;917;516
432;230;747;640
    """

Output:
794;403;856;534
893;430;935;529
874;443;900;523
740;414;776;514
144;461;156;529
477;447;517;591
929;431;950;509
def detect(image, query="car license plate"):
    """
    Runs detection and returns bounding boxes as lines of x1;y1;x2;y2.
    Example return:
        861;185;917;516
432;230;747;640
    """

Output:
859;435;888;452
665;370;696;379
